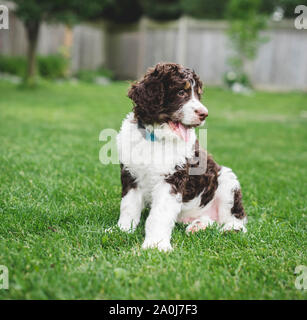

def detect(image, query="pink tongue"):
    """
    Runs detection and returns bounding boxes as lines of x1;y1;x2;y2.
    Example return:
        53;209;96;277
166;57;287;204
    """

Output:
169;121;190;142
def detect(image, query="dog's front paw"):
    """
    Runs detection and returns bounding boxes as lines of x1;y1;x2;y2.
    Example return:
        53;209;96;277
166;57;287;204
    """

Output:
142;239;173;252
117;221;136;233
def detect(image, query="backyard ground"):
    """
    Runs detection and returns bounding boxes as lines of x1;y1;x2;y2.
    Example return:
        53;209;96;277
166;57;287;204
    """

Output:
0;80;306;299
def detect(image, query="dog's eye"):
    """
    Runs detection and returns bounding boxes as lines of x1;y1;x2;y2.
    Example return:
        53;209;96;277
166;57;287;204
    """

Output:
178;90;185;97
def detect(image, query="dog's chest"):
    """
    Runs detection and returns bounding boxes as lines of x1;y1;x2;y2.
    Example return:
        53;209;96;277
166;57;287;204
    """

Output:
117;115;196;199
124;137;190;182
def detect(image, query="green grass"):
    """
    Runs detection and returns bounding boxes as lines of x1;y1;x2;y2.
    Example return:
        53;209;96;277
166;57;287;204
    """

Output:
0;80;306;300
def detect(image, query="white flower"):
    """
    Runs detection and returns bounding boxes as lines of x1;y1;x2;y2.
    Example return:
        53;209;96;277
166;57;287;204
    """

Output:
227;71;237;81
272;6;284;22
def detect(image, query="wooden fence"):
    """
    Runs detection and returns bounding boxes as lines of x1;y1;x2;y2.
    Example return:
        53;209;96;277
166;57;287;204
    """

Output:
0;8;105;72
0;7;306;90
107;17;307;91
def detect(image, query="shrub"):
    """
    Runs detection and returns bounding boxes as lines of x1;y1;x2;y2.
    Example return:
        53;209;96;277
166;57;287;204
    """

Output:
37;54;68;79
0;54;68;79
224;71;250;88
0;56;27;77
225;0;268;88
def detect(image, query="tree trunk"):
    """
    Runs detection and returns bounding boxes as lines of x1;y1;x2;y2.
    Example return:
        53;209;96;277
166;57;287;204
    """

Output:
25;20;40;86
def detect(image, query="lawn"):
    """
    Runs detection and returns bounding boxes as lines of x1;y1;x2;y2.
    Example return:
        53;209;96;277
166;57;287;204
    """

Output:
0;80;306;299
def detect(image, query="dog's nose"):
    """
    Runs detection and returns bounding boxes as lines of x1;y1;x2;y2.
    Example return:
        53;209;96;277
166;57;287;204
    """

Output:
195;109;208;121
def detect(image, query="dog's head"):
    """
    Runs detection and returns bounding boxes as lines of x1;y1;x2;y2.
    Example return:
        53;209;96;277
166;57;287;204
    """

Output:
128;63;208;134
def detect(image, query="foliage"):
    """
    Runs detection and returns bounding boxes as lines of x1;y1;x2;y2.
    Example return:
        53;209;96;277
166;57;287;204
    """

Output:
0;81;306;299
37;54;69;79
0;55;68;79
180;0;228;19
259;0;305;18
12;0;304;26
225;0;268;87
12;0;105;25
134;0;304;21
0;56;27;77
141;0;182;21
223;70;250;88
101;0;142;23
11;0;107;86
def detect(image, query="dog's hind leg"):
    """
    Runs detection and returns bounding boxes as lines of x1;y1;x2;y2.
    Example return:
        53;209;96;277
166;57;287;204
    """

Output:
118;188;144;232
185;216;215;234
215;166;247;232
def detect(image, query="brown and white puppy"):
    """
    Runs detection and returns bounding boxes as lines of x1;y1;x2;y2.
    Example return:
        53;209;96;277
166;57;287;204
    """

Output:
117;62;247;251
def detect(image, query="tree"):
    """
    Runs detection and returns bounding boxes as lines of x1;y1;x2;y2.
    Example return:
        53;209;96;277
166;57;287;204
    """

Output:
259;0;305;18
141;0;182;21
101;0;142;24
12;0;105;85
180;0;228;20
225;0;268;87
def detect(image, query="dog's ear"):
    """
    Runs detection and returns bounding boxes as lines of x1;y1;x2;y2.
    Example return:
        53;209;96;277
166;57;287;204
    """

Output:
192;72;203;98
128;71;165;124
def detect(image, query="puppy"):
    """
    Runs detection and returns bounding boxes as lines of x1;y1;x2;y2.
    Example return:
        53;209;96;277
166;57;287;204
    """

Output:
117;63;247;251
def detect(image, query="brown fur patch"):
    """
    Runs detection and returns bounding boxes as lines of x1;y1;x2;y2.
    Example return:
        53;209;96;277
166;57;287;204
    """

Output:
231;189;246;219
120;163;137;198
128;63;203;125
184;81;190;89
165;141;221;206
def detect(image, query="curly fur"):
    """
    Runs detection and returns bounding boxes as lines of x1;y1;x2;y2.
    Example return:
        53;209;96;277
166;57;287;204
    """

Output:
117;62;247;251
128;63;203;125
165;141;221;207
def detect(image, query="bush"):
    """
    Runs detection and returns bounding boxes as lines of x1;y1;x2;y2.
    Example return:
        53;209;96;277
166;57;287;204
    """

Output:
224;70;250;88
0;56;27;77
37;54;68;79
225;0;268;88
0;54;69;79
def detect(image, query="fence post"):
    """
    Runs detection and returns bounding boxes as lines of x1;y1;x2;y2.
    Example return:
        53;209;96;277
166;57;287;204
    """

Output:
177;16;188;65
137;17;148;79
63;25;73;76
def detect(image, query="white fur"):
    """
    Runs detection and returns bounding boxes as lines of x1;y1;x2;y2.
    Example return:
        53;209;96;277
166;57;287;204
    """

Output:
117;110;246;251
180;80;208;126
142;182;182;251
118;188;144;232
215;166;247;232
117;112;195;250
179;166;247;233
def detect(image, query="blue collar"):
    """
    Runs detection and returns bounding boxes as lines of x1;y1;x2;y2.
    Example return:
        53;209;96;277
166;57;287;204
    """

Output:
137;120;157;142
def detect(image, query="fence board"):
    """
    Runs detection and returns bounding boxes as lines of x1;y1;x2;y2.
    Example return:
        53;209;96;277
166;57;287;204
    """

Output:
0;10;306;90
